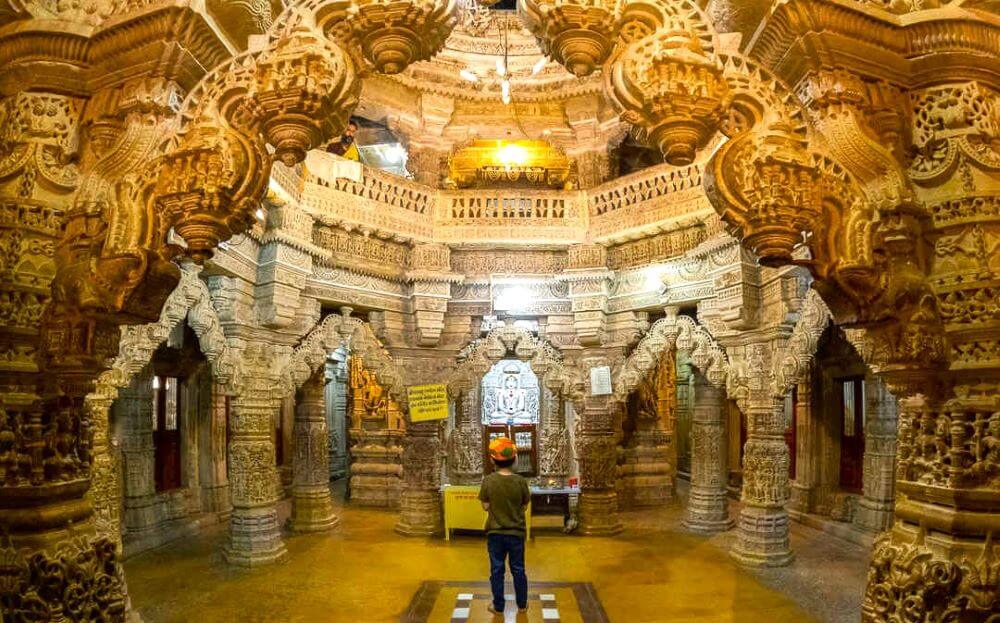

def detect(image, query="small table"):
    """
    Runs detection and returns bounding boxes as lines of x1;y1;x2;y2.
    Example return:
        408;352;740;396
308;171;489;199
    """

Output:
442;485;532;541
530;487;580;532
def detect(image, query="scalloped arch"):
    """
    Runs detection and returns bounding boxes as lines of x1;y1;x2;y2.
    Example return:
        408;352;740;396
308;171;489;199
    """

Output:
614;314;728;403
447;325;585;404
286;312;408;407
88;263;237;403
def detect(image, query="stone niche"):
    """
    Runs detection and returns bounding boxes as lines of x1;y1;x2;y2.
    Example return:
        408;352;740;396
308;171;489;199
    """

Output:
447;357;572;487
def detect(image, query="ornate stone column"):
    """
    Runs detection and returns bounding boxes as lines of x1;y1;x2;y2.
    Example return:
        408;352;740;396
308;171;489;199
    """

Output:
684;372;734;532
395;421;444;536
855;376;896;533
223;345;287;567
732;395;793;566
288;373;338;533
116;367;159;535
86;386;124;548
447;387;484;485
788;367;819;514
539;386;570;485
576;395;623;535
200;382;231;513
326;358;349;479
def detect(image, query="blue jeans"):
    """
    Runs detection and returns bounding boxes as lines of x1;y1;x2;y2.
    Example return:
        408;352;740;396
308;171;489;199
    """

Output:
487;533;527;611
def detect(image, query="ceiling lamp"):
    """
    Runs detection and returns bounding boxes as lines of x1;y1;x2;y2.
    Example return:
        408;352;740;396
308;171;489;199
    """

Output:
498;142;529;167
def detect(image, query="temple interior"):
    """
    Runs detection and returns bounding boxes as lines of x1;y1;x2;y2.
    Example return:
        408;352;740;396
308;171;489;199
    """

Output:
0;0;997;622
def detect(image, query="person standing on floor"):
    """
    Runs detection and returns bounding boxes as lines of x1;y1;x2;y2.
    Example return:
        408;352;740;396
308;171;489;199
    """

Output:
479;437;531;616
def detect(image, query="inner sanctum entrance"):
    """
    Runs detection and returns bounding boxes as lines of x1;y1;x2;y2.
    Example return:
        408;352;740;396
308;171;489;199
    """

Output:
482;359;540;477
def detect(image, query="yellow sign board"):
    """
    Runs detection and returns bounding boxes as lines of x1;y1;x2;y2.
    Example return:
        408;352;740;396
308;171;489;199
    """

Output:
407;384;449;422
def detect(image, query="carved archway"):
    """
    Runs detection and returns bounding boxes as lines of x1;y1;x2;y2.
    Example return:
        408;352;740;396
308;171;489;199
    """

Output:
723;290;832;413
88;263;236;406
286;311;407;406
447;325;584;401
84;262;235;542
614;313;729;403
445;325;585;484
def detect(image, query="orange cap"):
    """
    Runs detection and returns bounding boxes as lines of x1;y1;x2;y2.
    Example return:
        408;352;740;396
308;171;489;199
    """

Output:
489;437;518;461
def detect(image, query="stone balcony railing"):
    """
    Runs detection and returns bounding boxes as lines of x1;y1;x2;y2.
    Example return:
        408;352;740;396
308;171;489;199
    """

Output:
289;151;719;246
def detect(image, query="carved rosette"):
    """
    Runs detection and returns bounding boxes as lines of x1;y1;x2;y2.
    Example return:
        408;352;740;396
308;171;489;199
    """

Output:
608;28;730;165
322;0;458;75
519;0;618;78
248;29;360;167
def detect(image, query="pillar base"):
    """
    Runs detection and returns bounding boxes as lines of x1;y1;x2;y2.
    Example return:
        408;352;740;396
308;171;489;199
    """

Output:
684;486;733;533
577;491;623;536
288;487;339;533
855;497;893;533
223;507;287;568
683;516;736;534
394;489;442;537
731;506;794;567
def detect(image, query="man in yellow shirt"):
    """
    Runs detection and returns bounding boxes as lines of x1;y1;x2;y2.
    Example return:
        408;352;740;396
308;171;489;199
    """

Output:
326;121;359;161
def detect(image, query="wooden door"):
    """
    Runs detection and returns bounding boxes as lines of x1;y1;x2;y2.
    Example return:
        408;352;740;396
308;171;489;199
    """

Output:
153;376;182;492
838;377;865;493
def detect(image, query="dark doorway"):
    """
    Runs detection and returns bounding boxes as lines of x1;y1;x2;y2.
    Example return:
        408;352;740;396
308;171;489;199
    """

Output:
838;377;865;493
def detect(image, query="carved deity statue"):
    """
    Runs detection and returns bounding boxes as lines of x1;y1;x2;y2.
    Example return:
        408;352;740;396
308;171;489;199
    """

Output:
481;360;539;425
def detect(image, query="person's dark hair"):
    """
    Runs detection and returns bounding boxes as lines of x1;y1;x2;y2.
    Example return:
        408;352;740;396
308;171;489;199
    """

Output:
492;457;515;469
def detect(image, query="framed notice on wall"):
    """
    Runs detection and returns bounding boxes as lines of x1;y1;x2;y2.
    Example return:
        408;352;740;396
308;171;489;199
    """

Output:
407;384;449;422
589;366;612;396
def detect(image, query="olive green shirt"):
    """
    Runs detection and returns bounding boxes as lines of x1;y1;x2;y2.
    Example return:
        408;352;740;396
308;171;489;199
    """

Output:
478;472;530;536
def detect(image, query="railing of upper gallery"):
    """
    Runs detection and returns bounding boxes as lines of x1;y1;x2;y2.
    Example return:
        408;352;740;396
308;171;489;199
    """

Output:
286;150;720;245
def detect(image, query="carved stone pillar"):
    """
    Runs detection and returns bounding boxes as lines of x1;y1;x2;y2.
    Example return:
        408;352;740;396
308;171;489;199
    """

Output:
684;373;734;533
576;396;623;535
675;355;694;475
288;373;338;533
856;376;897;533
326;358;349;479
223;363;286;567
117;367;158;534
87;387;124;548
395;421;444;536
732;397;793;566
560;245;611;347
788;367;818;514
447;387;484;485
539;387;570;485
406;144;448;187
199;382;231;513
407;244;459;348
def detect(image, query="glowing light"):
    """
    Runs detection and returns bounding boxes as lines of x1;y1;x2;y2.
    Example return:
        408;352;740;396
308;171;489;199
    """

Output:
497;142;529;167
495;58;506;77
255;208;266;221
495;285;532;311
459;68;478;82
501;79;511;104
532;57;546;75
385;144;406;164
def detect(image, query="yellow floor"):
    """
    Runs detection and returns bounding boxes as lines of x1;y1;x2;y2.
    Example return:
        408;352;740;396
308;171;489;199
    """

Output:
124;492;856;623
